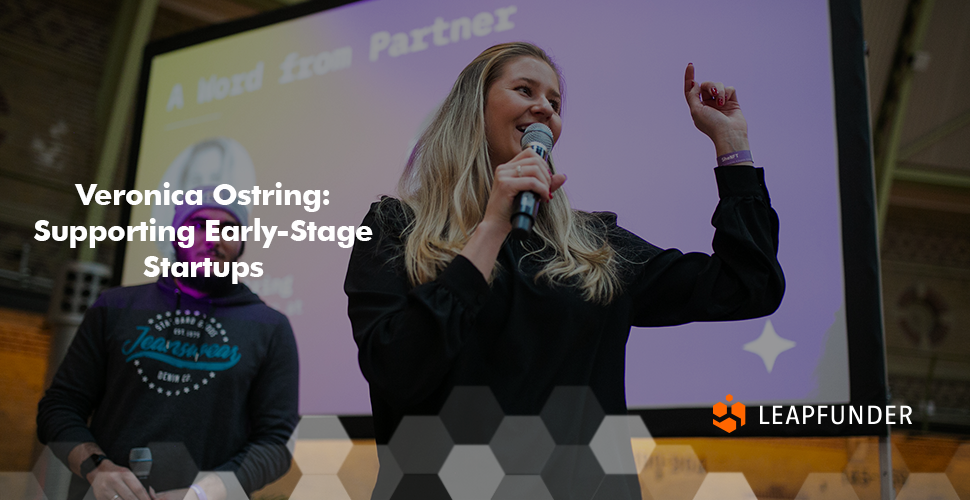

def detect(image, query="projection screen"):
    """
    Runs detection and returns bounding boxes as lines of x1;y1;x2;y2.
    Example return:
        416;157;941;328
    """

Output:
119;0;885;436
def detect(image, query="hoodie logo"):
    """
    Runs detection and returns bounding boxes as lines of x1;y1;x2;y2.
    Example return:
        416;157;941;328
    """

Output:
122;309;242;397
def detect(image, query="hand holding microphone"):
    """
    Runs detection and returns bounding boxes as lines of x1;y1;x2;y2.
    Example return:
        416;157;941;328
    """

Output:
464;123;564;278
510;123;555;239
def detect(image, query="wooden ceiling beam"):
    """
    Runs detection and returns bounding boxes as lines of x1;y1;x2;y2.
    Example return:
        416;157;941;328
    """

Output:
897;109;970;161
872;0;937;237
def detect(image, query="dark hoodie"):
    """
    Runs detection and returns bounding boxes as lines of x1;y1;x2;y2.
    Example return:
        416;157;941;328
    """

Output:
37;276;299;496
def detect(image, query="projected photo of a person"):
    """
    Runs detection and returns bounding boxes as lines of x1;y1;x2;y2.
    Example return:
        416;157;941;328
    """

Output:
344;42;785;495
152;138;257;260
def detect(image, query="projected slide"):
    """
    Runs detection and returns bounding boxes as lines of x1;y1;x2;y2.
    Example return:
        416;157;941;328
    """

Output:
123;0;849;415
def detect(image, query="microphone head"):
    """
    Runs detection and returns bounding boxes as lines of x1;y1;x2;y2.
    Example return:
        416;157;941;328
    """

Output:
129;447;152;479
520;123;554;151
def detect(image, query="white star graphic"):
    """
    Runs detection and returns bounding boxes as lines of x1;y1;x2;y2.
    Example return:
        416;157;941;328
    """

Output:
743;319;795;373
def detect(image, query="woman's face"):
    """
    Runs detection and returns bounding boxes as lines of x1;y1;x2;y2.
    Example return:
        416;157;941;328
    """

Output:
484;56;562;169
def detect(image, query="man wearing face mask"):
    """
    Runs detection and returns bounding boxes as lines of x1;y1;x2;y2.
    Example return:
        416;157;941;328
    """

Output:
37;186;299;500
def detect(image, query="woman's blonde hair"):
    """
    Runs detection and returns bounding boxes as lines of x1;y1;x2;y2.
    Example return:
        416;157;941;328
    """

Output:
388;42;623;304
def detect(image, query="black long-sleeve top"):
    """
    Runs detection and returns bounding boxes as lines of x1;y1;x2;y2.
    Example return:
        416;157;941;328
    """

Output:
344;166;784;444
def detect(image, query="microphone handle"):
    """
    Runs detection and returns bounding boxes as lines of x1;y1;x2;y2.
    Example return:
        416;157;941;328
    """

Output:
510;142;550;240
510;192;539;240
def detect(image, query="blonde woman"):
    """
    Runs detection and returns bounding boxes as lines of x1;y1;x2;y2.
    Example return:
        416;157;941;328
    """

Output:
344;42;783;491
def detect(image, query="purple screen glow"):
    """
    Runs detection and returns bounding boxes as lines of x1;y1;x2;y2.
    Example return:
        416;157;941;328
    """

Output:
127;0;848;414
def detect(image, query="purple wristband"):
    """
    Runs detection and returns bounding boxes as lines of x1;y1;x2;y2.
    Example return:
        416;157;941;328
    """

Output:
190;484;208;500
717;150;753;166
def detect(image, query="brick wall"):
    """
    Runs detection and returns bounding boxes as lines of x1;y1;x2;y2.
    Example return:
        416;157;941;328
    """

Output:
0;307;50;471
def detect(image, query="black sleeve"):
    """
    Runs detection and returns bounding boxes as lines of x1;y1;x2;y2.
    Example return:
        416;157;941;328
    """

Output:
343;200;490;411
36;299;109;463
627;166;785;327
214;318;300;495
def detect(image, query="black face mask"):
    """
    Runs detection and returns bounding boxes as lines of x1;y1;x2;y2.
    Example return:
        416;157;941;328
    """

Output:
174;247;237;296
178;272;235;295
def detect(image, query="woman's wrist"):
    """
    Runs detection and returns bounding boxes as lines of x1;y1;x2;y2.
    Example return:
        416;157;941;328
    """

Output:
712;130;750;157
191;473;227;500
712;131;753;166
190;484;208;500
460;218;508;280
717;150;754;167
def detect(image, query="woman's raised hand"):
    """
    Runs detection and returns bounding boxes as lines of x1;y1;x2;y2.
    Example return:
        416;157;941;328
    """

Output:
483;148;567;232
684;63;751;160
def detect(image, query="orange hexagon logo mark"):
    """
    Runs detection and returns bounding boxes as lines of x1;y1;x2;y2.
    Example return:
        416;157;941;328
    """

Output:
713;394;745;433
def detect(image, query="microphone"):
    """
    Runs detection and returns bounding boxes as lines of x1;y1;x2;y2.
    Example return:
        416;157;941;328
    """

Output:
510;123;554;240
129;447;152;482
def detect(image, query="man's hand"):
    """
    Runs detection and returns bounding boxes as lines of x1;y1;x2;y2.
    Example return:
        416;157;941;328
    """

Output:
87;459;152;500
68;442;151;500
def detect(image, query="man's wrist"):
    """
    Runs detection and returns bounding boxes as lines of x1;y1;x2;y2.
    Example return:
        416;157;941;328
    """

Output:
79;453;108;480
68;442;106;479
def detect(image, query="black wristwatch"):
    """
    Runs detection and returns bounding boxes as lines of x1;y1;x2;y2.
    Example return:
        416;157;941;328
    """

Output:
79;453;108;479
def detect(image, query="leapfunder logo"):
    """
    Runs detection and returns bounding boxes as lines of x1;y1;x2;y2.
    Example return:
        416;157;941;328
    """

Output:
712;394;915;433
713;394;745;433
